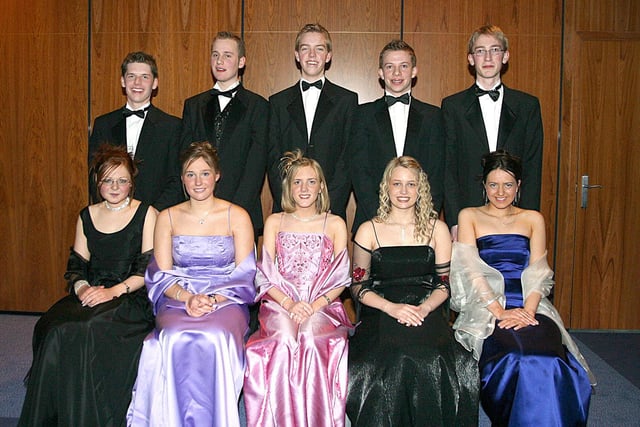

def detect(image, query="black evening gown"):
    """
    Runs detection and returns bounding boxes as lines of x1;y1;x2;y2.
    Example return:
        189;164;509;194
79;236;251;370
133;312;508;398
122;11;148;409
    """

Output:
347;245;479;427
18;204;154;427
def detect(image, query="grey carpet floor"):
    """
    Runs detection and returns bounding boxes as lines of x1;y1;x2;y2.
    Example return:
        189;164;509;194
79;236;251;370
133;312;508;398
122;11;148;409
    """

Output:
1;314;639;426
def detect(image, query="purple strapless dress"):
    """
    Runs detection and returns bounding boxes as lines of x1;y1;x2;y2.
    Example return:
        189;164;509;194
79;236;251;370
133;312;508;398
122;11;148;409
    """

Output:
127;235;256;427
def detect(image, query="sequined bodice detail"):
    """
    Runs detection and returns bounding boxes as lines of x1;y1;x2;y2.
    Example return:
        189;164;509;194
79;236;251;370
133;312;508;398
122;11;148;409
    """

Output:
276;232;333;300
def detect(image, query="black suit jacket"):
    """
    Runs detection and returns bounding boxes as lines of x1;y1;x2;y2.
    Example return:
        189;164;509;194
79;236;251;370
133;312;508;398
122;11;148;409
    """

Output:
88;105;183;211
351;96;445;232
180;84;268;232
267;79;357;220
441;84;543;226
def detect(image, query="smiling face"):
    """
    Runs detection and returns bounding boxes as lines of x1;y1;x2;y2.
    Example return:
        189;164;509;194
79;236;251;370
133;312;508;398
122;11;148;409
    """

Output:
378;49;417;96
388;166;419;211
120;62;158;109
484;168;520;209
210;38;245;89
182;157;219;201
295;31;332;81
99;164;132;205
290;165;322;210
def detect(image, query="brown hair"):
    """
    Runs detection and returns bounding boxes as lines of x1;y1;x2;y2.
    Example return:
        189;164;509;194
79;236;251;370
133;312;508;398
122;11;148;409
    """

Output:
120;51;158;78
180;141;220;175
90;144;138;201
212;31;246;58
295;23;332;53
379;39;417;68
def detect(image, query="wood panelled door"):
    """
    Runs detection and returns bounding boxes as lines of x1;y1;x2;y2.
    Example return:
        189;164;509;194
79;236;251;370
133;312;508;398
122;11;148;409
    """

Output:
555;0;640;329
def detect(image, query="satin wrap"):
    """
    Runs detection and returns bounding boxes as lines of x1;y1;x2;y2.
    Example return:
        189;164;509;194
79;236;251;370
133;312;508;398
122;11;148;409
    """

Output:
127;235;256;427
244;235;353;427
18;203;154;427
450;235;594;426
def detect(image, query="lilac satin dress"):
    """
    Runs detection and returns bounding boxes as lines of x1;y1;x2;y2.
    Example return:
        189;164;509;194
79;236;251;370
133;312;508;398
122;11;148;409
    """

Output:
127;235;256;427
244;231;352;427
478;234;591;426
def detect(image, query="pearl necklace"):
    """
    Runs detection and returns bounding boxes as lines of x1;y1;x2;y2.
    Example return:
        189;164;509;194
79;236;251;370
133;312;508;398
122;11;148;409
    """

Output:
104;196;130;212
290;212;319;222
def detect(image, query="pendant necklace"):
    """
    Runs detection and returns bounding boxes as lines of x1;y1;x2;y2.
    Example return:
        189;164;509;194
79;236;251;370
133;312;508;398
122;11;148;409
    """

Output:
198;210;211;224
290;212;319;222
104;196;130;212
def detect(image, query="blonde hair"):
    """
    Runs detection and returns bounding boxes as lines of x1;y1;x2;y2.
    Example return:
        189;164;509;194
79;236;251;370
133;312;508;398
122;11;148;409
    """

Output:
376;156;437;243
279;149;330;214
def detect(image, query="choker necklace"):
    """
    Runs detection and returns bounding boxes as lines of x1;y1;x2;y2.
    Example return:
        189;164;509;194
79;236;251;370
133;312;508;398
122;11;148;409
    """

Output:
290;212;319;222
104;196;130;212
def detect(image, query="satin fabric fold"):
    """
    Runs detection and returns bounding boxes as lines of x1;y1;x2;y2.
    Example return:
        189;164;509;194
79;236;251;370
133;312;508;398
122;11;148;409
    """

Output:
450;235;593;426
244;238;353;427
127;235;256;427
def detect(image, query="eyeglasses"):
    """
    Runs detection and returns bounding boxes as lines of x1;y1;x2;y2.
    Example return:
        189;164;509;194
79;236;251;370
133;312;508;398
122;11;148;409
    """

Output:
101;177;131;187
472;47;505;57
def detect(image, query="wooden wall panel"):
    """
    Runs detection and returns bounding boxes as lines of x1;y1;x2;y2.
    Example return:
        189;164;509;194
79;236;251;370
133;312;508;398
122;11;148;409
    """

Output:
0;1;87;312
244;0;402;238
90;0;242;119
405;0;562;259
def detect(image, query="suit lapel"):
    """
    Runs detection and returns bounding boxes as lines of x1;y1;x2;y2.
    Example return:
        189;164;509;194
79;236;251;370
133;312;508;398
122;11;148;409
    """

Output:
463;86;490;150
134;106;157;162
204;94;219;145
286;85;307;139
497;86;516;149
310;81;335;140
403;102;423;155
374;98;397;159
110;111;127;147
219;87;248;151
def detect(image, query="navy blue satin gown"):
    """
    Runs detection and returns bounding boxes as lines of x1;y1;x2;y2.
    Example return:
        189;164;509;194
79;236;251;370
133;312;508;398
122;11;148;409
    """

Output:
477;234;591;427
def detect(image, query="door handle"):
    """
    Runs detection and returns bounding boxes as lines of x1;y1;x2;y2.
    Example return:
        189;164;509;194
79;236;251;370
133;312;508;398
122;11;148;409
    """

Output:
581;175;603;208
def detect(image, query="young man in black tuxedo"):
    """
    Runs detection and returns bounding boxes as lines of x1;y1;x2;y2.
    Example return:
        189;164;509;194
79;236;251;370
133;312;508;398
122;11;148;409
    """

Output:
180;31;268;235
351;40;445;232
442;25;543;240
89;51;183;211
268;23;358;221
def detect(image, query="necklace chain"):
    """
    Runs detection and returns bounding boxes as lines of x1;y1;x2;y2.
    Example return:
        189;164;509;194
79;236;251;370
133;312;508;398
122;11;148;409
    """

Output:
290;212;319;222
104;196;130;212
198;210;211;225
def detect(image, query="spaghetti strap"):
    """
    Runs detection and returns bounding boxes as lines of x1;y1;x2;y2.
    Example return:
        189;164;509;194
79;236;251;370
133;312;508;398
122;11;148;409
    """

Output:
167;208;174;235
226;204;232;235
427;218;437;246
322;212;329;233
370;220;382;248
278;212;286;233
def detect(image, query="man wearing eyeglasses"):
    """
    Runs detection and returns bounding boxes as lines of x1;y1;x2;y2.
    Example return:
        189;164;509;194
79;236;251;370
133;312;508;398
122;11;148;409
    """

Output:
88;51;183;211
441;25;543;240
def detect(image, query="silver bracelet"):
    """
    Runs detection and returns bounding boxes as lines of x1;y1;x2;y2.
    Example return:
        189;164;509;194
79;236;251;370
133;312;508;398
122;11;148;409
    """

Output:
73;280;90;294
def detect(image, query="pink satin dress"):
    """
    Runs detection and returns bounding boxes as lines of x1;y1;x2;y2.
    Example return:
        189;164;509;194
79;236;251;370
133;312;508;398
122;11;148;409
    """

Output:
244;229;353;427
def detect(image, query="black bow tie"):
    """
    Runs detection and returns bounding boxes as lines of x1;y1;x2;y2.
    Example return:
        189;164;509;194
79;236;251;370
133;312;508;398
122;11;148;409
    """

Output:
122;106;150;119
211;87;238;98
475;84;502;101
385;93;410;107
301;80;323;91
